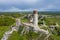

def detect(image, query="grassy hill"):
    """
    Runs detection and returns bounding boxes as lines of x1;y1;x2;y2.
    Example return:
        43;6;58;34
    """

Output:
0;12;60;40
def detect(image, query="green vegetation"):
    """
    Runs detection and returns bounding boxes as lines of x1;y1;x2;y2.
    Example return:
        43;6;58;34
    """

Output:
8;31;20;40
45;17;60;25
48;34;60;40
21;18;28;23
0;16;15;26
8;30;40;40
0;12;60;40
0;15;15;39
0;26;10;39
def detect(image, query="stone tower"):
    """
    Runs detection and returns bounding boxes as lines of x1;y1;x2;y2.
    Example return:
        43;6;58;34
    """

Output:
33;9;38;27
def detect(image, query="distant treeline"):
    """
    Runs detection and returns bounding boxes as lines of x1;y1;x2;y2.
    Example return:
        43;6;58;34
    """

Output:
0;11;60;15
0;12;23;18
38;11;60;15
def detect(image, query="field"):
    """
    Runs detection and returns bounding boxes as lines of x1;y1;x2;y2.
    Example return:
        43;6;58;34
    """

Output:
0;26;10;39
0;12;60;40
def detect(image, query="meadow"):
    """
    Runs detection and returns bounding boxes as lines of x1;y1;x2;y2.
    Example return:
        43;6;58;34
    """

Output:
0;12;60;40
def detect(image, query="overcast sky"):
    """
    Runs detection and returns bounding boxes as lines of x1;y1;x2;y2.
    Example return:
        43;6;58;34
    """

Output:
0;0;60;12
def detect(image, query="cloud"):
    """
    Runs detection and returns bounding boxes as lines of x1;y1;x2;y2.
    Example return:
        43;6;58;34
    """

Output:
0;5;55;12
21;0;38;4
4;7;20;12
38;4;57;11
0;0;60;11
0;0;38;5
0;7;20;12
0;4;59;12
0;7;34;12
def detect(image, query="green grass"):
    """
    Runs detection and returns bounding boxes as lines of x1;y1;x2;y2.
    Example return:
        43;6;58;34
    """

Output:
0;16;15;26
8;31;28;40
44;17;60;26
45;18;56;25
0;14;60;40
8;29;40;40
48;34;60;40
21;18;28;23
8;31;20;40
53;35;60;40
0;26;10;39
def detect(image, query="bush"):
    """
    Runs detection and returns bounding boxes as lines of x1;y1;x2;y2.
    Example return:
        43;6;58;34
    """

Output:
0;16;15;26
